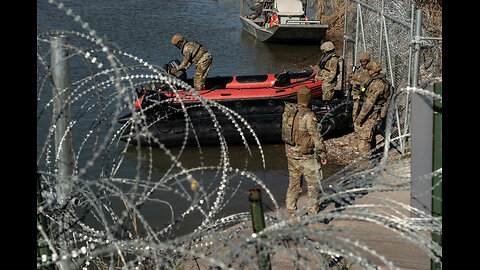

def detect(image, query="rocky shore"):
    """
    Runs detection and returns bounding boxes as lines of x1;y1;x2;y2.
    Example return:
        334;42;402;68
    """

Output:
323;128;361;166
321;126;386;166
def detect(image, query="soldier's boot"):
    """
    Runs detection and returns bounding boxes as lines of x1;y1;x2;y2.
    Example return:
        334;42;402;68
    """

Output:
287;209;297;226
357;139;371;157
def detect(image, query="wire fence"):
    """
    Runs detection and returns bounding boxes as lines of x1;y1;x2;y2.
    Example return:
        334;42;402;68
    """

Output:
342;0;441;154
37;0;442;269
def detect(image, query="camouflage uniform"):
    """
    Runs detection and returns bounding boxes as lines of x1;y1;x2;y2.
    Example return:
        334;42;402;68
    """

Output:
350;65;370;121
314;42;339;101
354;61;391;156
350;52;372;122
283;97;327;216
178;40;212;91
248;0;263;20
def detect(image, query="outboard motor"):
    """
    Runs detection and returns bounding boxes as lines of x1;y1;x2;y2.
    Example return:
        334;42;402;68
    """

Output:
140;90;172;121
163;59;187;82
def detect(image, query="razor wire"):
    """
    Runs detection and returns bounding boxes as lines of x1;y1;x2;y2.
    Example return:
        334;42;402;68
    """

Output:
37;0;441;269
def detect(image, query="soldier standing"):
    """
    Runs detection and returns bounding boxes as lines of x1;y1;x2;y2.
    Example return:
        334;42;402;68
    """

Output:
170;34;213;91
314;41;340;101
348;51;371;122
354;61;392;156
282;86;328;217
248;0;263;20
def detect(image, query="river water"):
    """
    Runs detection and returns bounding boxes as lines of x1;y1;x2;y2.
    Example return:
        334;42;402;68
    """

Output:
37;0;342;236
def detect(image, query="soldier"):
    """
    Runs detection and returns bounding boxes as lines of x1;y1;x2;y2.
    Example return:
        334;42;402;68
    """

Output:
248;0;263;20
170;34;213;91
354;61;392;156
348;51;371;122
282;86;328;217
314;41;340;101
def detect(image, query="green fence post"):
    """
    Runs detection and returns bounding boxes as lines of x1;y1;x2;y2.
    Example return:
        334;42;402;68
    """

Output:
431;82;442;270
37;172;55;270
248;187;271;270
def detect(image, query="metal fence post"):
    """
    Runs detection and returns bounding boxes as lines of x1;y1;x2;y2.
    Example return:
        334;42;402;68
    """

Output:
50;35;75;205
50;36;75;265
378;0;385;61
37;172;55;270
407;4;415;86
248;187;271;270
412;9;422;88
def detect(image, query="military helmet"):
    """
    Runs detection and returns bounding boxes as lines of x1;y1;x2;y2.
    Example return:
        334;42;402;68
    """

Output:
171;34;183;45
297;86;312;104
359;51;371;61
366;61;382;73
320;41;335;52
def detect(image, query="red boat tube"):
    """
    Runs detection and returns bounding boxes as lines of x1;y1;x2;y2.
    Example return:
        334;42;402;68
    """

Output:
135;71;321;109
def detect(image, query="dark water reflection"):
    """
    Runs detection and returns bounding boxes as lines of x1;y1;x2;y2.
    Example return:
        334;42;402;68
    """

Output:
119;143;342;237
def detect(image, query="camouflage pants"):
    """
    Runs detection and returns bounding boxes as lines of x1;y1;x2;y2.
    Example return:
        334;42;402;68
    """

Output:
352;99;360;122
193;53;212;91
354;111;381;156
286;157;323;215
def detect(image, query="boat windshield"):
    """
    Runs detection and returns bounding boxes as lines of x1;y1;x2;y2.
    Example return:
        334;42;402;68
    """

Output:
275;0;304;16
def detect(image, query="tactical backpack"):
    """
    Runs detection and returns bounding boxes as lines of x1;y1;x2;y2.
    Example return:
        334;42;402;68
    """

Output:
362;75;391;101
317;51;339;71
282;102;315;154
318;52;341;91
281;102;299;146
361;74;392;118
373;76;392;119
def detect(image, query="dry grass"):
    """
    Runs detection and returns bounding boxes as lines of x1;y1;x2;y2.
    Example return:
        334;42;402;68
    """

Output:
314;0;355;53
314;0;442;48
414;0;442;37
